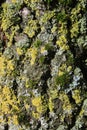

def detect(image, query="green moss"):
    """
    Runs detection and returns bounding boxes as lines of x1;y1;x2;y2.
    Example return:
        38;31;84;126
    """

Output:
55;71;70;87
33;39;42;48
45;43;53;51
57;11;67;22
59;0;72;5
44;0;53;6
26;79;37;88
39;56;45;64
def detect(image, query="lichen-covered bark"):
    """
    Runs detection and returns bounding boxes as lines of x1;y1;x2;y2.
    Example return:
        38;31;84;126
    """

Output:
0;0;87;130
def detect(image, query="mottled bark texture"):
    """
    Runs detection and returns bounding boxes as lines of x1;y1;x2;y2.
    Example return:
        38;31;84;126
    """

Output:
0;0;87;130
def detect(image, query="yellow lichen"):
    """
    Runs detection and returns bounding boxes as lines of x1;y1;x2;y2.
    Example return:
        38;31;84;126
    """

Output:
1;3;12;31
50;89;58;99
29;47;38;65
58;64;72;76
24;20;38;38
32;96;46;114
70;22;79;38
12;0;17;3
32;111;40;119
0;56;15;76
36;10;40;18
67;66;72;72
58;64;66;76
7;26;19;47
0;56;6;75
40;11;55;24
32;96;42;107
24;0;40;4
0;101;10;114
16;48;23;55
24;103;30;110
0;86;19;123
72;89;81;104
58;70;64;76
13;115;18;125
71;4;81;20
48;89;58;112
56;35;69;50
48;97;54;112
31;0;40;2
58;22;68;34
7;60;14;71
40;46;47;54
25;78;29;88
59;92;72;114
79;109;84;117
51;26;57;33
60;114;65;122
56;21;69;50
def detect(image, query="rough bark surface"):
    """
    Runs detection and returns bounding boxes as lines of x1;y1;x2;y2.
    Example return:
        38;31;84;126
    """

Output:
0;0;87;130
